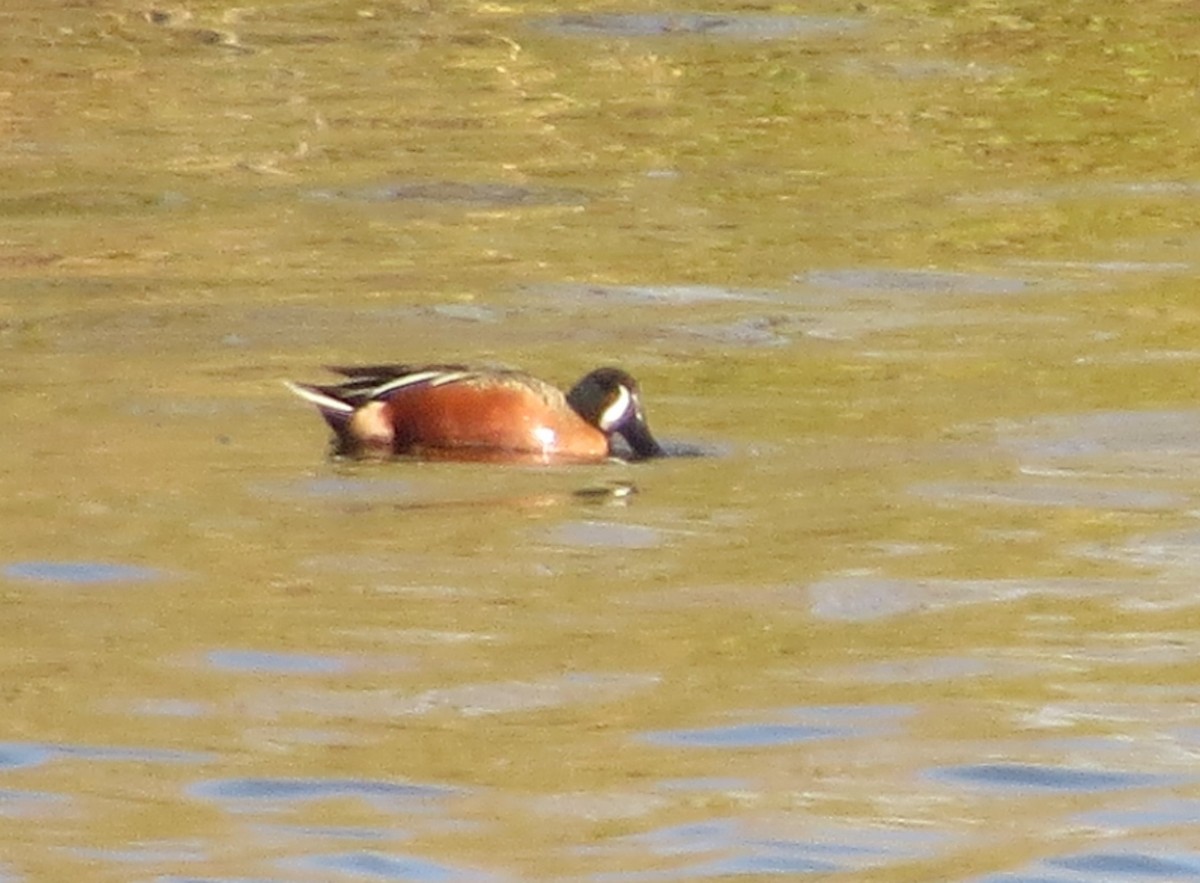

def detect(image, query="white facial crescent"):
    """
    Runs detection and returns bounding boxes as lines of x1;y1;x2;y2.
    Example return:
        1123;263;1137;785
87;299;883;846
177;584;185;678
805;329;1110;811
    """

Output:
597;385;632;432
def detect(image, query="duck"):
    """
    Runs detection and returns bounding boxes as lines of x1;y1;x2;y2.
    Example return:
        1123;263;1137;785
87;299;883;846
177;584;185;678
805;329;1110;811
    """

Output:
285;364;665;463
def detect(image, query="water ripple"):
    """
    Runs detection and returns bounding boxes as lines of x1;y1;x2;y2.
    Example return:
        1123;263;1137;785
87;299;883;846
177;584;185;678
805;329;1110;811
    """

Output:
593;817;948;879
803;268;1032;295
530;13;865;41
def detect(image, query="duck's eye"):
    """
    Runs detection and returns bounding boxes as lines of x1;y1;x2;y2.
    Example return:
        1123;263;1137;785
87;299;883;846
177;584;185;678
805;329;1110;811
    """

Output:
596;384;633;432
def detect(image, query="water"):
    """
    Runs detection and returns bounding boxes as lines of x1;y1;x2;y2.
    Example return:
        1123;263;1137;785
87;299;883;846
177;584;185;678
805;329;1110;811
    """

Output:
3;1;1200;880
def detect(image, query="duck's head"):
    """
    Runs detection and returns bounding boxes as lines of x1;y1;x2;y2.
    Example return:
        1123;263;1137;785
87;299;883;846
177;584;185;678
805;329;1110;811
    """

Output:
567;367;665;461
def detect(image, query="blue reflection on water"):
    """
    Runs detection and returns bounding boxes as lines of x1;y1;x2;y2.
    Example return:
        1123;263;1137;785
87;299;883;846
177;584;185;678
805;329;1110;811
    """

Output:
934;763;1163;792
643;722;839;748
642;705;909;749
588;817;940;880
3;560;163;585
977;845;1200;882
155;878;281;883
0;742;210;771
289;851;496;881
0;788;68;818
656;777;750;792
266;823;391;841
190;777;457;812
1077;797;1200;828
206;649;348;675
680;853;840;876
67;842;206;864
1053;850;1200;876
54;744;212;763
0;744;51;770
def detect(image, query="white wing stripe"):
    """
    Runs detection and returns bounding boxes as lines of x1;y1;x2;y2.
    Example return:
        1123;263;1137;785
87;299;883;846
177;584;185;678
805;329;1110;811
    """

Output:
370;371;477;398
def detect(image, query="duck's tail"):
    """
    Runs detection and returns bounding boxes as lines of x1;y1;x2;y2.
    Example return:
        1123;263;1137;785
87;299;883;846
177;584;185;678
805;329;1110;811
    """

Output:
283;380;354;433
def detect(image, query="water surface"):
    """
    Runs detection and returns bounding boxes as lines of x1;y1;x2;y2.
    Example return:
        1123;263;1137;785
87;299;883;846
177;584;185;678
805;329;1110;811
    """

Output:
3;1;1200;880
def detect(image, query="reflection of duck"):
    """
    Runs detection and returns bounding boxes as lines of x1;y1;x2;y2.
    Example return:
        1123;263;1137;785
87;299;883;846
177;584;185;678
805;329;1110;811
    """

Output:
285;365;665;463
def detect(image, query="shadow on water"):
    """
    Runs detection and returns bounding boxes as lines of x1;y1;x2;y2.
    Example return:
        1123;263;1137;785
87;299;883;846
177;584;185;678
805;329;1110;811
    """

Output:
255;474;645;515
257;434;716;514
